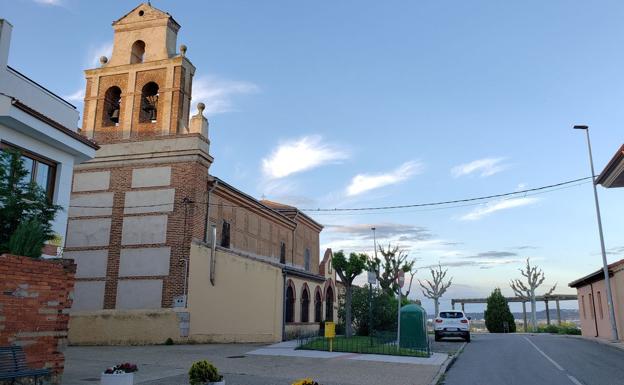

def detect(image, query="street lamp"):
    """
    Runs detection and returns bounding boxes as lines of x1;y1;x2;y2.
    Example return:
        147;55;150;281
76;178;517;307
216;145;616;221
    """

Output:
369;227;377;345
574;124;619;341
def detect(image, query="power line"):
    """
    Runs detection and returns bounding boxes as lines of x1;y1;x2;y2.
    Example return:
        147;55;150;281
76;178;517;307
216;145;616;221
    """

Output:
67;176;593;213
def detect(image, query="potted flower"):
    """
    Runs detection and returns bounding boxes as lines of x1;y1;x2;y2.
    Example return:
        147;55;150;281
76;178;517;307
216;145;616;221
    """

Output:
101;363;138;385
292;379;320;385
189;360;224;385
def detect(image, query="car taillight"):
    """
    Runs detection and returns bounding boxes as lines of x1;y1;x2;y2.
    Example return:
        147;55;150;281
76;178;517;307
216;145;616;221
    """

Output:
461;319;468;323
435;319;443;323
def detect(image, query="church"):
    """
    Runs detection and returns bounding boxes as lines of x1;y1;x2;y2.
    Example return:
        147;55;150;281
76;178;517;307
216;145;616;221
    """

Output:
64;3;338;344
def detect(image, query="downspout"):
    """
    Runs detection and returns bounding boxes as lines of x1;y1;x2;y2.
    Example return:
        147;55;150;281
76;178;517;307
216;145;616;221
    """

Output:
204;179;218;243
589;282;599;337
291;212;300;266
282;271;287;341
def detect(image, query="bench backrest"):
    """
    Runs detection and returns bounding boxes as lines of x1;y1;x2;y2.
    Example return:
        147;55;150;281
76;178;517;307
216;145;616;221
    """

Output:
0;346;30;373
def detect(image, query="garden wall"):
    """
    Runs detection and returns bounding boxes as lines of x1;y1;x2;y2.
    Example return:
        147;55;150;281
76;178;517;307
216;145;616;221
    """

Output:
0;254;76;385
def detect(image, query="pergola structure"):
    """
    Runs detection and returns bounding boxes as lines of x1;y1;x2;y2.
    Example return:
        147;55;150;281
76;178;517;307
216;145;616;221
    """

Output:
451;294;578;331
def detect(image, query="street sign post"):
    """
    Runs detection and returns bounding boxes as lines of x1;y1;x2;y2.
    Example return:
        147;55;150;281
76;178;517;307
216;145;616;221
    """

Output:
325;321;336;352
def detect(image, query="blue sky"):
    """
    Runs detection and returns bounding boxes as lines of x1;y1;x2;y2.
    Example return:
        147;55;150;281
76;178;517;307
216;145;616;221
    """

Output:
3;0;624;313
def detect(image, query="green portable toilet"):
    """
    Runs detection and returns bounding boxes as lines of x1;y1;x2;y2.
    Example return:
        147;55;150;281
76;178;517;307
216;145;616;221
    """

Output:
399;304;429;353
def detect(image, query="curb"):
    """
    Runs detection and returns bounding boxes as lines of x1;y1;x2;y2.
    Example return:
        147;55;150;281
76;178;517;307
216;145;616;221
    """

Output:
428;342;467;385
563;334;624;353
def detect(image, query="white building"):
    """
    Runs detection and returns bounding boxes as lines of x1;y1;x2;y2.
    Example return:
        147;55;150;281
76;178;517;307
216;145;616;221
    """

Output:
0;19;98;257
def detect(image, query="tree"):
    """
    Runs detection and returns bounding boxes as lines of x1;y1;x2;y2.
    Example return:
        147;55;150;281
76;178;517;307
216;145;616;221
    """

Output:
510;258;556;331
338;286;399;336
418;263;452;316
0;150;60;257
484;288;516;333
368;244;416;297
332;250;367;337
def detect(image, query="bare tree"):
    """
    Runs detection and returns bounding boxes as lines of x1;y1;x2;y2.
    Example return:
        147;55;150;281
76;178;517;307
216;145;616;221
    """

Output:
368;244;416;298
510;258;557;330
419;263;453;316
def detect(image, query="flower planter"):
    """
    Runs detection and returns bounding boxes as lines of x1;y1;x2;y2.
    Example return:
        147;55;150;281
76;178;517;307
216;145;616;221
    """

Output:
100;372;134;385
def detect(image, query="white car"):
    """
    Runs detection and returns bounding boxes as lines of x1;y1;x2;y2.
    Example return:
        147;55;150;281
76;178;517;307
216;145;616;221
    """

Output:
434;310;471;342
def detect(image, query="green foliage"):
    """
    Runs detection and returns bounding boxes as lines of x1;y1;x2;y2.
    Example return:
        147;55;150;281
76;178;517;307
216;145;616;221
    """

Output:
367;244;415;296
536;322;581;335
484;288;516;333
6;219;48;258
338;286;399;336
164;337;174;345
188;360;222;384
0;150;61;258
332;250;368;337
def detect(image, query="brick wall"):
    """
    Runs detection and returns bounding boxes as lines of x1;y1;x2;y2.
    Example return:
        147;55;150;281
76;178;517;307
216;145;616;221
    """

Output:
0;254;76;382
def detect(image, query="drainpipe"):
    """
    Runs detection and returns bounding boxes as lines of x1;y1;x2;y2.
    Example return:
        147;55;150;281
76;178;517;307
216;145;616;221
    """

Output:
291;212;300;266
204;179;218;243
589;282;599;337
282;271;287;341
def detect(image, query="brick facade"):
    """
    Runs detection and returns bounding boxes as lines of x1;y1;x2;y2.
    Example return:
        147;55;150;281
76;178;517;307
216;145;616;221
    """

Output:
0;254;76;384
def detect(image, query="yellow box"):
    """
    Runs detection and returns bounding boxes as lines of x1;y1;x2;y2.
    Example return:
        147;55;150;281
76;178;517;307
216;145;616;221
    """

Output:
324;322;335;338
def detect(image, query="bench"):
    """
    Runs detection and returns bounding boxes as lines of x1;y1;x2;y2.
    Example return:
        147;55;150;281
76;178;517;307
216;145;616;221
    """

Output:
0;346;50;382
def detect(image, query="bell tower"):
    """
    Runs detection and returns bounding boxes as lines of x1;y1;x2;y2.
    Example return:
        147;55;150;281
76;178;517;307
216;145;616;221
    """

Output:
81;2;202;143
67;3;212;312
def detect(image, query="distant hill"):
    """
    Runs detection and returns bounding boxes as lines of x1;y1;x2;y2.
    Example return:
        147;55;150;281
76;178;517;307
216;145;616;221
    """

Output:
464;308;579;321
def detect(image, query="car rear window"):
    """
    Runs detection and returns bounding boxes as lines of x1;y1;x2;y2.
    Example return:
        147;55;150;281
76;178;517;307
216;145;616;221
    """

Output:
439;312;463;319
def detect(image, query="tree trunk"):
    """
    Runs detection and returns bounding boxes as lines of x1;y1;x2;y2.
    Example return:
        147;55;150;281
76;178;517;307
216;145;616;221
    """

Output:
345;285;353;337
434;298;440;316
530;289;537;331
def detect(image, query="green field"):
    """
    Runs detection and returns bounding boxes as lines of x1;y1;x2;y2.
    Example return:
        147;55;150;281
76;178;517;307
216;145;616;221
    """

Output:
297;336;429;357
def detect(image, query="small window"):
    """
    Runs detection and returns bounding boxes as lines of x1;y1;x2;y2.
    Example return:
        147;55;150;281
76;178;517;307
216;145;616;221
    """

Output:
140;82;159;123
304;248;311;271
102;86;121;127
439;311;464;319
597;291;604;319
0;143;56;200
279;242;286;264
220;221;230;248
328;258;332;273
131;40;145;64
581;295;586;319
588;293;594;319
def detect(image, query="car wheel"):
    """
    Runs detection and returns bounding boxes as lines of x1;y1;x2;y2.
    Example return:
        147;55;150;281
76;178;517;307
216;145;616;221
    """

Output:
464;333;471;343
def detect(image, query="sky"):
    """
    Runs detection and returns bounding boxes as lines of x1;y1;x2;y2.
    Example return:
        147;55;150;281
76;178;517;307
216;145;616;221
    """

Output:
3;0;624;314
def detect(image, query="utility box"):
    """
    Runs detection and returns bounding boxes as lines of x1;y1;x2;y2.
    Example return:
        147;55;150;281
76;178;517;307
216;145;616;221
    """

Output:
399;304;429;352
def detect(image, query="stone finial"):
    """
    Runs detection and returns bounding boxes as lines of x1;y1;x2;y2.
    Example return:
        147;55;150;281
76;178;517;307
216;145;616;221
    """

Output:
197;102;205;115
189;102;209;138
99;56;108;66
180;44;187;57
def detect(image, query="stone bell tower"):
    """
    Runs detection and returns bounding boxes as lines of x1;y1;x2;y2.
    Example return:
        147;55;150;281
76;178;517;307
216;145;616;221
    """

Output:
66;3;212;313
81;2;206;142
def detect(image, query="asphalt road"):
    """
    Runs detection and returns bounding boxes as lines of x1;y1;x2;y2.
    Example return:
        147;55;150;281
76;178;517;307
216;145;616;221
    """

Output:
443;334;624;385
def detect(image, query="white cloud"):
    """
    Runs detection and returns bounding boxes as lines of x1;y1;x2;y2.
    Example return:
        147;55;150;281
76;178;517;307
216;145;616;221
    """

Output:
88;41;113;68
33;0;63;6
346;161;423;197
451;157;508;178
262;135;347;179
191;75;259;115
460;197;539;221
63;88;84;103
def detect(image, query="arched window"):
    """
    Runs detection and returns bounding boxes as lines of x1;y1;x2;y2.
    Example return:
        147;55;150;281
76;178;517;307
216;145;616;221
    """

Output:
131;40;145;64
285;285;295;323
314;289;322;322
301;286;310;323
140;82;159;123
102;86;121;127
304;248;311;271
325;286;334;321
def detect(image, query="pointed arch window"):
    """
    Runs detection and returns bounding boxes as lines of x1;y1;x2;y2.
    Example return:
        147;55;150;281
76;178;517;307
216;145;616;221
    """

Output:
301;286;310;323
285;285;295;323
140;82;159;123
325;286;334;321
102;86;121;127
314;289;322;322
131;40;145;64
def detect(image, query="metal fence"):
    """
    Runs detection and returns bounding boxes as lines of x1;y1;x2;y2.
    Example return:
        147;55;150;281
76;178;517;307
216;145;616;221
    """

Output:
296;331;430;357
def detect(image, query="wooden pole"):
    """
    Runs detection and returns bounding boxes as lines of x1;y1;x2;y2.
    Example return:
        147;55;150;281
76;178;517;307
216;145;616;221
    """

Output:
545;300;551;325
556;300;561;325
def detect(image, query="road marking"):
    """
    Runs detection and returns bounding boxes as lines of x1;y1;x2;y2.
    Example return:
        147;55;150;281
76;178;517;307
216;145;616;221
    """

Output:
523;337;584;385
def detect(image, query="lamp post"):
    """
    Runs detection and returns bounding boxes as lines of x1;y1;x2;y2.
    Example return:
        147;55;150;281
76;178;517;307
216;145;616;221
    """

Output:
369;227;377;345
574;124;619;341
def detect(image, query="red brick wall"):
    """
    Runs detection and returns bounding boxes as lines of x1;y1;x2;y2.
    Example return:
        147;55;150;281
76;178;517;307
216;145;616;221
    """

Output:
0;254;76;378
